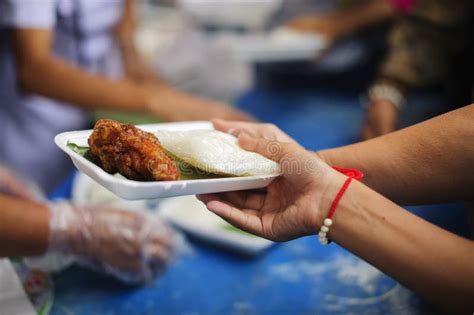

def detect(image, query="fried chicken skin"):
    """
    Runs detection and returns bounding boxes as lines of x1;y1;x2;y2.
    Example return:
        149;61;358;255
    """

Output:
88;119;180;181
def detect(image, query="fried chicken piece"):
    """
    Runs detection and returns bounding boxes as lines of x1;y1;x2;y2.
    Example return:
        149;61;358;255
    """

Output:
88;119;180;181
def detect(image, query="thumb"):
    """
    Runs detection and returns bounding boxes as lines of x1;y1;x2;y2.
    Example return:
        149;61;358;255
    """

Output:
238;133;293;163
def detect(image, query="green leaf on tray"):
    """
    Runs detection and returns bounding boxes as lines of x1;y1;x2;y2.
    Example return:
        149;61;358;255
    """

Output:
67;142;224;180
176;160;225;180
221;224;257;237
67;142;90;156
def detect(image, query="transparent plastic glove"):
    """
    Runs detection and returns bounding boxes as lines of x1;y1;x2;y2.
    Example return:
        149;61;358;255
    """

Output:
47;201;180;284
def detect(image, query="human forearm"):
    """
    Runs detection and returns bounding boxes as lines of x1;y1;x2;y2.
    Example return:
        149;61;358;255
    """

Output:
13;28;154;112
0;195;176;283
0;195;49;257
327;178;474;312
197;132;474;311
14;28;251;122
337;0;396;35
18;54;150;112
286;0;395;40
319;105;474;204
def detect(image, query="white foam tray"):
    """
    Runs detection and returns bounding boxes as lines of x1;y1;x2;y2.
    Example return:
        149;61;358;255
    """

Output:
55;121;278;200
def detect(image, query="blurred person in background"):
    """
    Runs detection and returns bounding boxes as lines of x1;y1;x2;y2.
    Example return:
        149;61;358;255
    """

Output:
0;163;179;285
0;0;251;193
280;0;473;140
361;0;473;139
258;0;401;82
285;0;399;43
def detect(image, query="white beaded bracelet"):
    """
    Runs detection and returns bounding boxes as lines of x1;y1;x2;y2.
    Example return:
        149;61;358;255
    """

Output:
318;218;333;245
317;167;364;246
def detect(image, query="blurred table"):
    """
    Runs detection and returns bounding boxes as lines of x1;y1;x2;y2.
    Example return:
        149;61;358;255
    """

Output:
49;86;468;315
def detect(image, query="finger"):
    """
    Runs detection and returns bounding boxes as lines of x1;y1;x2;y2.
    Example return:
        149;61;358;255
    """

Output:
145;243;170;264
206;201;263;236
196;193;221;205
212;119;257;137
209;191;246;207
241;208;261;217
148;232;173;250
216;191;266;211
238;133;293;163
198;192;255;213
245;192;266;210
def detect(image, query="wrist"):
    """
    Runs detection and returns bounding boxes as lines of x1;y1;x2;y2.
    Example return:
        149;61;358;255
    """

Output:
368;82;406;111
310;169;348;231
325;179;373;247
313;167;364;244
47;202;84;256
140;83;178;112
139;83;161;113
331;12;357;38
316;170;347;227
314;150;332;166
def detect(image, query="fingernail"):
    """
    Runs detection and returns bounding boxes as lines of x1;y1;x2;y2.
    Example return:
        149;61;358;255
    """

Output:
227;128;236;136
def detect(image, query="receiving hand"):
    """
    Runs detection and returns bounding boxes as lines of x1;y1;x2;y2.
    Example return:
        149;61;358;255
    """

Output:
197;134;344;241
48;202;178;284
361;100;399;140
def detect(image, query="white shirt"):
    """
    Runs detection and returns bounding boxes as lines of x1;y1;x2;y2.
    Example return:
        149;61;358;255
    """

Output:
0;0;125;192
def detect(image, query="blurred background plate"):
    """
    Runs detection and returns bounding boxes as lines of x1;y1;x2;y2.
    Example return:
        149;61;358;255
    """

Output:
71;171;153;210
227;27;327;62
178;0;283;30
159;196;274;255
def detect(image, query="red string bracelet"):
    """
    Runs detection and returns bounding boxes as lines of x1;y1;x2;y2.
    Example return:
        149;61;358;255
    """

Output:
318;167;364;245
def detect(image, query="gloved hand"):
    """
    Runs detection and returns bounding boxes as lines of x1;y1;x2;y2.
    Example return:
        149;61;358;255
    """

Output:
47;201;179;284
